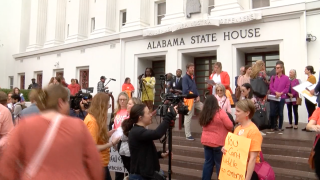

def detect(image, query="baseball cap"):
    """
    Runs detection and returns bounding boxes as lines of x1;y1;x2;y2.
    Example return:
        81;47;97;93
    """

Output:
0;91;7;101
100;76;106;80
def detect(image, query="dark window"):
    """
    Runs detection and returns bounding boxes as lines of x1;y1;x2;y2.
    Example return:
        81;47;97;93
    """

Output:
208;0;214;14
245;52;279;74
252;0;270;9
157;2;166;25
20;75;25;90
194;56;217;102
121;11;127;26
152;60;165;108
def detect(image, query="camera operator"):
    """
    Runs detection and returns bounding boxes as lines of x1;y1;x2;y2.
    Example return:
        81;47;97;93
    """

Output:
69;97;89;120
122;104;177;180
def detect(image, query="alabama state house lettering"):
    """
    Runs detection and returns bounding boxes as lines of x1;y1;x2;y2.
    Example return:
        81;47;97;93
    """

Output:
146;28;261;49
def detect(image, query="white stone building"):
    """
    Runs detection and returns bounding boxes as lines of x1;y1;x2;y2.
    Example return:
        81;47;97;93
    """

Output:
1;0;320;122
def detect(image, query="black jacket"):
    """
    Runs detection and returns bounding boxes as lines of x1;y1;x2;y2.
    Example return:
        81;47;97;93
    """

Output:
173;76;183;91
128;112;175;179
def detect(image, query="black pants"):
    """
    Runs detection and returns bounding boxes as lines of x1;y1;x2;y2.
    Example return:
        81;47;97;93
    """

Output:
104;167;112;180
115;172;125;180
115;156;131;180
287;103;299;125
305;99;316;118
269;99;285;129
251;171;259;180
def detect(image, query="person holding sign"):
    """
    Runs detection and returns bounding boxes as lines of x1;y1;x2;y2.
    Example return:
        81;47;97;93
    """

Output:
199;95;234;180
222;100;263;180
208;62;232;95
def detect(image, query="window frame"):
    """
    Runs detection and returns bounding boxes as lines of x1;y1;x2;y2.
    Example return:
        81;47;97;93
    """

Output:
156;2;166;25
120;10;127;29
245;51;279;74
91;17;95;33
251;0;270;9
208;0;214;15
9;76;14;89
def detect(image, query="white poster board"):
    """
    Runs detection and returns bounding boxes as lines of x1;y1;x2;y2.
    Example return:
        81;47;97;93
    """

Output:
293;81;317;104
108;147;128;173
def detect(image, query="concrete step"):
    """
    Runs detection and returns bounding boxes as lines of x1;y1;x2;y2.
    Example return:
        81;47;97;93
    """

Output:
171;130;315;147
155;143;313;173
160;136;312;159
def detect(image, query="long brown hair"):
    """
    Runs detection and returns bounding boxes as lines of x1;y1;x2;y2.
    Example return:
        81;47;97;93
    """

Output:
122;104;146;136
35;85;69;111
88;93;110;142
250;60;264;79
199;95;220;127
114;91;129;116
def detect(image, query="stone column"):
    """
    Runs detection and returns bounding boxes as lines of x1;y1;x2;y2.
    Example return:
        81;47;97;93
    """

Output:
161;0;185;25
44;0;67;48
65;0;89;43
121;0;150;32
210;0;243;17
91;0;116;38
26;0;48;52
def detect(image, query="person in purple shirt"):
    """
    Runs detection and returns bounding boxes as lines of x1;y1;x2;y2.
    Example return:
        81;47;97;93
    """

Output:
269;61;290;132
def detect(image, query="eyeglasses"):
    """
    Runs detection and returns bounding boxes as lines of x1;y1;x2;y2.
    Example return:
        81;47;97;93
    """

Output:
119;99;127;102
216;89;223;92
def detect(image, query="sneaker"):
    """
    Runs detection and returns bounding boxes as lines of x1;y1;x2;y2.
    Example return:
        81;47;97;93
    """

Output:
186;136;195;141
260;131;266;136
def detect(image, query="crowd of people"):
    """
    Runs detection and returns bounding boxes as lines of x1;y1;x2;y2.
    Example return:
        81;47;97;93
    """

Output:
0;59;319;180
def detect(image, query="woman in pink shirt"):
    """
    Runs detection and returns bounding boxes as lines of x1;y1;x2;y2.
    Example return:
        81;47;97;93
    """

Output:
214;84;231;114
0;85;103;180
113;92;129;130
199;95;234;180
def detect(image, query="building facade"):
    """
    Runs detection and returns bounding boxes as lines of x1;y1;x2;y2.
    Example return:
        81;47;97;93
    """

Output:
1;0;320;122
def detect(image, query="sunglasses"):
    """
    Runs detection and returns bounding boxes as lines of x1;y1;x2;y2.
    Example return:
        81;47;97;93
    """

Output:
276;66;282;69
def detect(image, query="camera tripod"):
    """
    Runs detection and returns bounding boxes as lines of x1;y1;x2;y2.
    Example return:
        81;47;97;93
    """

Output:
159;113;175;180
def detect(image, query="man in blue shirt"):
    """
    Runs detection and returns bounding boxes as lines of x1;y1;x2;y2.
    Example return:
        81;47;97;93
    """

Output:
182;63;203;141
20;90;40;118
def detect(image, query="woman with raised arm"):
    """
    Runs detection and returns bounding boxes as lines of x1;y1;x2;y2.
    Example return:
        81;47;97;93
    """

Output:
140;68;156;113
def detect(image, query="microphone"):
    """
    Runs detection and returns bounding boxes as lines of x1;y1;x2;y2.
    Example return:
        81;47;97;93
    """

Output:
110;78;116;81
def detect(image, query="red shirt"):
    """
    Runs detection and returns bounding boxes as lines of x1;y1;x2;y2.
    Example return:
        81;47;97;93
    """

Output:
208;71;232;94
201;109;233;147
68;84;81;96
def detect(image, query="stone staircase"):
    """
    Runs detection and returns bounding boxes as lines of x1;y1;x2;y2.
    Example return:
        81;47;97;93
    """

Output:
154;130;318;180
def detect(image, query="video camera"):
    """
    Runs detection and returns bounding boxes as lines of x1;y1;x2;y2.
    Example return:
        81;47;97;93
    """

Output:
158;93;197;118
70;90;92;110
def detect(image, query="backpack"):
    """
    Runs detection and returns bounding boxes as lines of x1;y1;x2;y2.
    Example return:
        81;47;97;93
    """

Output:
255;152;275;180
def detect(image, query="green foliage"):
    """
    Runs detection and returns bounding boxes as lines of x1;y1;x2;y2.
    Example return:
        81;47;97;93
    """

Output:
0;89;31;102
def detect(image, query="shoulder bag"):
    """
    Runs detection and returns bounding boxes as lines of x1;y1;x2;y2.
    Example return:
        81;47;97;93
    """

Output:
251;76;269;98
24;115;63;179
251;101;269;130
255;151;275;180
308;135;320;169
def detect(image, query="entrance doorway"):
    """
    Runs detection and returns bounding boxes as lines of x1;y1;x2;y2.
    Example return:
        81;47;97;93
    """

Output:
245;52;279;74
37;73;43;88
152;60;165;108
20;74;25;90
79;69;89;89
194;56;217;102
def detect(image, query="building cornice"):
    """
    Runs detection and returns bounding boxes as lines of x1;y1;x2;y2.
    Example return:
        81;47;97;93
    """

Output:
13;1;320;60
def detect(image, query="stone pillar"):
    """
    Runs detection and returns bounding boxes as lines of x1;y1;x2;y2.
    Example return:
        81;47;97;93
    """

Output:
26;0;48;52
210;0;242;17
91;0;116;38
121;0;150;32
161;0;185;25
44;0;67;48
65;0;89;43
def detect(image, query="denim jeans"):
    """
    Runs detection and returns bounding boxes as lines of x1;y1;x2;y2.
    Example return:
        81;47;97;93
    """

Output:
202;146;223;180
269;99;285;129
129;174;146;180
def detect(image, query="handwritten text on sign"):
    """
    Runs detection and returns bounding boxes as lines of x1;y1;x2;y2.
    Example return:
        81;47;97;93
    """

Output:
219;133;251;180
108;147;128;173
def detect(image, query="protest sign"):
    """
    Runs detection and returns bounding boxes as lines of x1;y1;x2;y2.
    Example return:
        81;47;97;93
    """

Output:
293;81;318;104
219;132;251;180
108;147;128;173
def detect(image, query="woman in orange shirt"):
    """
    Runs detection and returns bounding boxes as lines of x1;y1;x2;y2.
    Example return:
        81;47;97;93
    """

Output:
222;99;263;180
84;93;117;180
122;77;135;98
